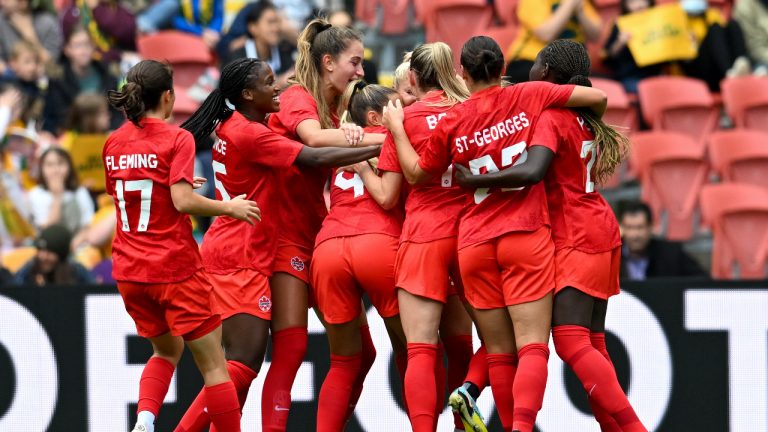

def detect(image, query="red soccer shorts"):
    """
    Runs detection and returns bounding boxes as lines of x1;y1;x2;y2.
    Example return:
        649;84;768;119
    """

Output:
208;268;272;320
274;242;312;284
554;246;621;300
459;227;555;309
312;234;400;324
395;237;464;304
118;268;221;340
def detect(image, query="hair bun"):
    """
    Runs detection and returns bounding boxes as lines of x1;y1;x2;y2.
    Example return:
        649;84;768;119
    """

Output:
568;74;592;87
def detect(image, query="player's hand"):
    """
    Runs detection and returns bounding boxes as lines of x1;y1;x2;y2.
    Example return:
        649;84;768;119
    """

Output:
382;99;405;131
192;176;207;190
341;123;364;147
227;194;261;225
453;164;474;187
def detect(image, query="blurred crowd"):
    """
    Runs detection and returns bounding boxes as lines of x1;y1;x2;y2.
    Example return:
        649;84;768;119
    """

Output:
0;0;765;285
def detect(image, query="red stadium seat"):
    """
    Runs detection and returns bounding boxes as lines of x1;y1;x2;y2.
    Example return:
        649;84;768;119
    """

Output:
494;0;519;25
721;76;768;133
591;77;637;132
700;183;768;279
631;131;709;241
479;25;519;60
708;129;768;189
637;76;718;148
170;87;201;126
423;0;494;66
355;0;377;27
137;31;214;88
379;0;412;35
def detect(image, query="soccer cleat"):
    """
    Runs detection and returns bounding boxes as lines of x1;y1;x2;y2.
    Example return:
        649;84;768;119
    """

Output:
448;386;488;432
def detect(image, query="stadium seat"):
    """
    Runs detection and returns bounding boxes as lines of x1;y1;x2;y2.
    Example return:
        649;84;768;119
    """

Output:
355;0;377;27
379;0;412;35
709;130;768;189
591;77;637;132
137;31;214;88
721;76;768;133
637;76;718;148
2;247;36;273
423;0;494;66
700;183;768;279
494;0;519;25
170;88;201;126
631;131;709;241
479;25;519;59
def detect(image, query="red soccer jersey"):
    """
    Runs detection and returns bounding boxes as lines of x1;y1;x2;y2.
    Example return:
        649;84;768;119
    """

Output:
419;82;574;248
377;90;465;243
316;125;403;245
267;85;334;249
103;118;202;283
531;109;621;253
201;111;304;275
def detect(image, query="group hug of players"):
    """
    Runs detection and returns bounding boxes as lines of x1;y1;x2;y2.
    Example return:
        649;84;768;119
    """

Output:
103;15;649;432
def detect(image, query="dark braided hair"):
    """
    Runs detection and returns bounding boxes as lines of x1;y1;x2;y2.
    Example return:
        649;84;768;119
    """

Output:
108;60;173;127
539;39;629;185
181;58;267;144
460;36;505;83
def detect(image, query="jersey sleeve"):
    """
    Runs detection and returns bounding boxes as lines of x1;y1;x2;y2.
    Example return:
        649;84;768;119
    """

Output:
417;118;453;176
279;87;321;136
519;81;575;110
529;110;561;153
169;130;196;186
377;132;402;173
240;124;304;168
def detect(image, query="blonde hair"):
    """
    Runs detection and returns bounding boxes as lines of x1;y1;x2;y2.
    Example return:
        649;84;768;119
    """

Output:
582;113;630;185
409;42;469;106
291;18;363;129
339;80;397;126
393;60;410;89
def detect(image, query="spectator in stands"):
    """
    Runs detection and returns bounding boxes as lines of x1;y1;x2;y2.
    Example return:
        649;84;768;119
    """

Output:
619;201;707;280
14;224;94;285
221;0;296;87
137;0;224;50
61;0;137;64
733;0;768;75
135;0;178;34
27;147;94;239
603;0;664;93
60;93;111;138
42;25;120;135
679;0;751;91
0;41;45;124
505;0;602;84
0;0;62;68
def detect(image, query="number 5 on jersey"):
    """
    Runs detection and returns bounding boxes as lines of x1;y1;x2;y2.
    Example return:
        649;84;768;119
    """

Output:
116;179;153;232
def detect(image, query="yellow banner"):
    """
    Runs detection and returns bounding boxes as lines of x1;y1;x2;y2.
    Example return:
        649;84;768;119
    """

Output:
617;3;698;67
65;134;108;192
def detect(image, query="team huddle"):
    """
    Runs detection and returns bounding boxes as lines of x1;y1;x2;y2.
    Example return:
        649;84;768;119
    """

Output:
103;16;647;432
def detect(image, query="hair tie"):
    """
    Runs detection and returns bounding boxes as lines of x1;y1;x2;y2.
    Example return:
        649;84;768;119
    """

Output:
224;98;236;110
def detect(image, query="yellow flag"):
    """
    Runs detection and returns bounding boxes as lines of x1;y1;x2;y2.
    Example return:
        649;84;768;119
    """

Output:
617;3;698;67
65;133;108;192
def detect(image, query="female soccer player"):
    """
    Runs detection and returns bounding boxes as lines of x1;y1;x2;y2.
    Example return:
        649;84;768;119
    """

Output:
312;80;407;431
173;58;381;431
365;41;476;432
454;39;647;432
264;18;386;432
105;60;260;432
382;36;607;432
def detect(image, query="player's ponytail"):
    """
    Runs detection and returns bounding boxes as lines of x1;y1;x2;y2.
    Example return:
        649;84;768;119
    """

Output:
181;58;266;144
410;42;469;106
541;39;629;185
460;36;505;84
108;60;173;127
339;80;397;126
292;18;363;128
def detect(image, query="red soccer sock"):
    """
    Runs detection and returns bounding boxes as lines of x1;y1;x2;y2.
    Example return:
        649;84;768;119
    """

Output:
405;343;439;432
396;352;409;414
261;327;308;432
512;343;550;432
434;343;447;419
137;357;175;417
465;344;489;391
554;326;646;432
443;335;472;429
177;361;257;432
346;325;376;420
317;353;362;432
588;332;623;432
486;353;518;431
205;381;241;432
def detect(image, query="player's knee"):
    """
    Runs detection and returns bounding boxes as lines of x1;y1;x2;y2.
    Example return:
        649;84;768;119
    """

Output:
225;344;268;373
